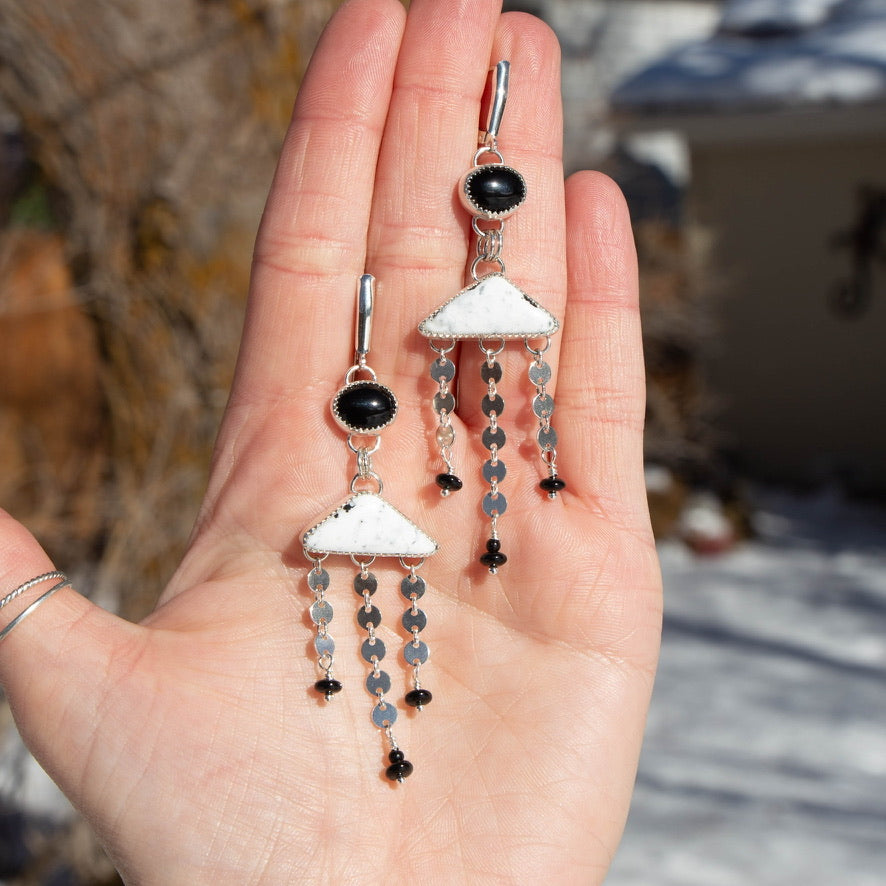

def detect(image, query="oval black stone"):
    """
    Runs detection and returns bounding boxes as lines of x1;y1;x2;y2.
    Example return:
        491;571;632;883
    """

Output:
435;473;463;492
388;749;405;763
385;759;414;781
485;538;501;553
332;381;397;433
465;165;526;217
405;689;433;708
540;475;567;493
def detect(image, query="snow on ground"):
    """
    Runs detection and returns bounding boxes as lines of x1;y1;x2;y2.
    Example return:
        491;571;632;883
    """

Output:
608;486;886;886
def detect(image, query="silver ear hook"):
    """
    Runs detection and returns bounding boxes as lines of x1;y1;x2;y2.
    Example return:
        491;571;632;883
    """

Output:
355;273;374;365
481;60;510;148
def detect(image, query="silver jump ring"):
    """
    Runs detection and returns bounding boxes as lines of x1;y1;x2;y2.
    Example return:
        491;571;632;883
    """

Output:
472;217;505;238
350;471;383;494
471;254;506;280
429;338;457;356
0;571;66;612
349;554;376;570
344;363;378;384
398;557;425;572
524;335;552;357
477;229;503;263
478;338;506;357
0;578;72;645
346;435;382;456
473;146;505;166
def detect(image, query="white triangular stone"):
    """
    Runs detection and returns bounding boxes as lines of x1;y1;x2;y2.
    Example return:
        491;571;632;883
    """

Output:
418;273;559;339
303;492;437;558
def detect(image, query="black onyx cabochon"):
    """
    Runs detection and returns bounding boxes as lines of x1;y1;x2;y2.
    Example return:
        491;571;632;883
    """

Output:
461;164;527;218
332;381;398;433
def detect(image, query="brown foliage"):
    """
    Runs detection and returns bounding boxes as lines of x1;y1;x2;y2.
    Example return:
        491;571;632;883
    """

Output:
0;229;106;560
637;218;718;473
0;2;340;880
0;0;341;617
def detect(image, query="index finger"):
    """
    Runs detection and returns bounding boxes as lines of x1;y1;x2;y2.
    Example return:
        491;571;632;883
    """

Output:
230;0;406;407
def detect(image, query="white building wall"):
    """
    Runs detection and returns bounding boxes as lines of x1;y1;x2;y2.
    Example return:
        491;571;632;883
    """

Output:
531;0;721;171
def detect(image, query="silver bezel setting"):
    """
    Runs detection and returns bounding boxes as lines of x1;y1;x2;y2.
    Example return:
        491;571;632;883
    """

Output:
330;380;399;435
460;163;527;219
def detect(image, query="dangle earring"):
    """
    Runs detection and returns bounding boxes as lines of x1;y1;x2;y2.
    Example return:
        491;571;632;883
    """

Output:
303;274;438;783
419;61;567;573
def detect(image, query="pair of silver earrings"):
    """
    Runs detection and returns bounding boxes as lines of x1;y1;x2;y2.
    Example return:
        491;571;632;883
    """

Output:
300;62;566;783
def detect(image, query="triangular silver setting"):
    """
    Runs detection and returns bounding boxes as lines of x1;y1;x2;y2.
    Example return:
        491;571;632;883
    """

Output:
418;273;559;340
302;492;438;558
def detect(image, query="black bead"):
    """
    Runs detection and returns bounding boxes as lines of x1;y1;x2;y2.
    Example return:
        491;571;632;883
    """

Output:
388;749;405;763
314;678;342;698
405;689;433;708
435;473;463;492
464;165;527;217
485;538;501;553
480;551;507;569
540;475;567;493
332;381;397;433
385;759;414;782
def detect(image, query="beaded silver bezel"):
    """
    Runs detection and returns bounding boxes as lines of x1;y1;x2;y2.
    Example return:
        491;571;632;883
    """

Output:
302;491;438;559
418;273;559;340
459;163;527;220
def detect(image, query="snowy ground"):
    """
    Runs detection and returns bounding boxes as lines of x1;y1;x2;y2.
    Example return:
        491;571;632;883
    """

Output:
608;487;886;886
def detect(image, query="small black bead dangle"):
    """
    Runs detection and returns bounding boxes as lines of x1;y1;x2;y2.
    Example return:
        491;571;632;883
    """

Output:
429;338;462;496
526;335;566;501
303;274;438;783
418;61;565;573
306;554;341;699
400;558;432;710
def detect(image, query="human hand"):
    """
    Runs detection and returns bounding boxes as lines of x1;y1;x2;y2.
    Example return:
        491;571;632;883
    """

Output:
0;0;661;882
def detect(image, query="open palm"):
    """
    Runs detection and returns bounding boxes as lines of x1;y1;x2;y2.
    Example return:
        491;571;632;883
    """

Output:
0;1;661;882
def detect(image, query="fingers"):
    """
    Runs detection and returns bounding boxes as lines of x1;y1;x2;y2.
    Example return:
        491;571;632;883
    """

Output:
365;10;566;396
183;0;408;572
187;2;582;576
449;13;566;430
363;0;502;386
488;13;566;324
230;0;407;406
0;511;133;796
557;171;648;520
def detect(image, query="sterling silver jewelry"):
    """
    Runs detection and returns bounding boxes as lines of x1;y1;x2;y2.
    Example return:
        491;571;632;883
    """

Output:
0;574;72;644
0;571;67;612
303;274;438;783
419;61;567;574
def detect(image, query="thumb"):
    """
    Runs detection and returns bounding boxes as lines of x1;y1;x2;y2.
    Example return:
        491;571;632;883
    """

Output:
0;509;137;801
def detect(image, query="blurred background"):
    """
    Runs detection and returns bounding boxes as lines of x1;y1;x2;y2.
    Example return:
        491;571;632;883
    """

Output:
1;0;884;882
